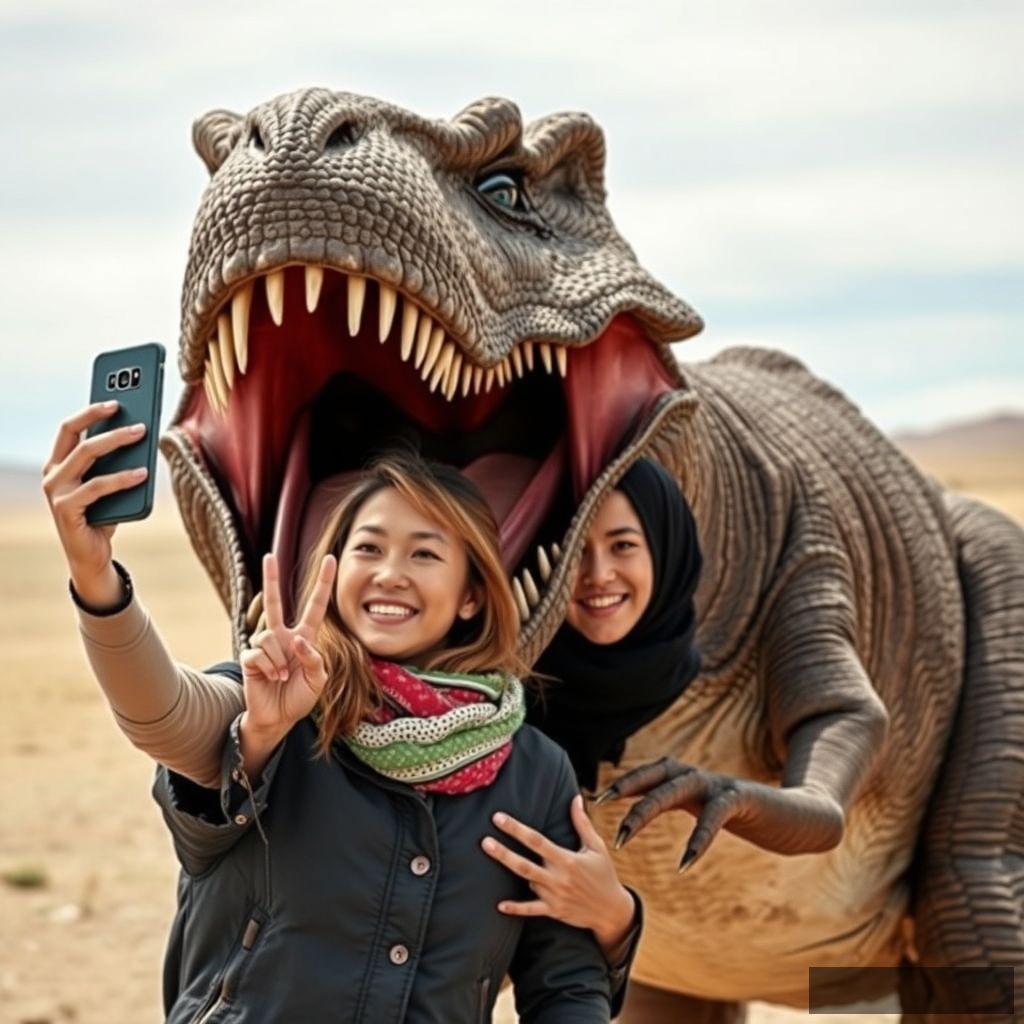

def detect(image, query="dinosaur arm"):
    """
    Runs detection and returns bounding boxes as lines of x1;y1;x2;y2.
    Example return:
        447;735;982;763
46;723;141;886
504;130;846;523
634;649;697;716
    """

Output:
604;553;888;865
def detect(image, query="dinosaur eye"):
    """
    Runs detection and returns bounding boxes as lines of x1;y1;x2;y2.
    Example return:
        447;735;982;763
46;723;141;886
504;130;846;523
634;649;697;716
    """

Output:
476;172;522;211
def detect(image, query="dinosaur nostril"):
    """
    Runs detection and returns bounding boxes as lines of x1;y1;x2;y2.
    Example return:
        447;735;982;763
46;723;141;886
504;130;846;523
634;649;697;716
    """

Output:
249;125;265;152
325;120;359;151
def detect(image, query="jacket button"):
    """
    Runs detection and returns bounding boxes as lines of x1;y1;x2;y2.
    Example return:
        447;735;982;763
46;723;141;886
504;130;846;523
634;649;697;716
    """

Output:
389;944;410;965
410;855;431;876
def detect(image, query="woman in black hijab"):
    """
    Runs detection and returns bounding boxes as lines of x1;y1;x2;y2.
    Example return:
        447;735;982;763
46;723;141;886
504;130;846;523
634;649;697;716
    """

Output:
530;457;704;789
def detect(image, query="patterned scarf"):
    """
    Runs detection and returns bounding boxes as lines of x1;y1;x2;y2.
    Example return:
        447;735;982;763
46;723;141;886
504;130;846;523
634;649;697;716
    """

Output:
342;660;525;794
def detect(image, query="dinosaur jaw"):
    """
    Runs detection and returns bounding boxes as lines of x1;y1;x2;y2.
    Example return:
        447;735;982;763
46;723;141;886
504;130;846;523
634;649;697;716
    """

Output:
165;263;690;654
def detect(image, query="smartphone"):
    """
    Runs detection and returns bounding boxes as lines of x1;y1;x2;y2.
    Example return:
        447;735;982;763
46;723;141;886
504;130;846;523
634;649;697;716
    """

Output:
84;342;166;525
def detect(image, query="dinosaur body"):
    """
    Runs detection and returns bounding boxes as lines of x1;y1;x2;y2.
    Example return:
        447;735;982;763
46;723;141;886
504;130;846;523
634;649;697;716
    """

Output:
161;88;1024;1019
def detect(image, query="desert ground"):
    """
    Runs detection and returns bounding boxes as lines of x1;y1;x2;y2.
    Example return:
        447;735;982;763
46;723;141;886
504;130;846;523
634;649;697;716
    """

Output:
2;434;1021;1023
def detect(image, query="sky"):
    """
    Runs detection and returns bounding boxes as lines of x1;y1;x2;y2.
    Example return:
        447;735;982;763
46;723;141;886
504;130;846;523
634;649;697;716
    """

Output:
2;0;1021;467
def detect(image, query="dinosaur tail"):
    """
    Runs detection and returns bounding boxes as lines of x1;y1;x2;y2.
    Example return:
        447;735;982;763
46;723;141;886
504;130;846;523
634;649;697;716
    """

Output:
903;492;1024;1022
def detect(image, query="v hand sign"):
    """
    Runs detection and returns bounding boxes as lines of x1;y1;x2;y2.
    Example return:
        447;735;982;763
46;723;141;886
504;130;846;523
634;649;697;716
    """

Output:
240;552;338;734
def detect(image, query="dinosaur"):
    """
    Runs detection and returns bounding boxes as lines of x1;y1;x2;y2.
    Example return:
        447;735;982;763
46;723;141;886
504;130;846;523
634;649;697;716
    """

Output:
159;87;1024;1021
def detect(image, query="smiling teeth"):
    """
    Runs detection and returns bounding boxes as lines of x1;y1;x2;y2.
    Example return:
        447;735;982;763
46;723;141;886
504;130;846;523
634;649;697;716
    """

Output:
367;603;415;618
205;268;576;413
582;595;624;609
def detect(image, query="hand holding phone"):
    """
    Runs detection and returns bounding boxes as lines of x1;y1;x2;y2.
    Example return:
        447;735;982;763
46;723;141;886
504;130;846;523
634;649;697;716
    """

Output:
41;343;165;609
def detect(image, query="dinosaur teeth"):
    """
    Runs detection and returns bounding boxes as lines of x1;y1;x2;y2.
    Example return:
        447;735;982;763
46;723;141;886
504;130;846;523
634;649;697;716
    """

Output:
551;542;562;562
555;344;567;378
522;341;535;371
472;366;484;395
216;314;235;388
484;367;496;393
539;342;553;374
400;300;419;362
347;275;366;336
202;359;219;413
461;361;474;397
429;340;456;393
511;345;524;379
265;271;285;326
207;338;230;412
379;283;397;343
414;315;434;369
421;326;445;379
512;577;530;622
444;352;463;401
305;265;323;314
536;546;552;582
522;568;540;607
231;282;252;374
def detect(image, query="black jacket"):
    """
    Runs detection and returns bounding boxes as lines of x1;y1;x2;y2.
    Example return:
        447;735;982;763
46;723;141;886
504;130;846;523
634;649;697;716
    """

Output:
154;681;635;1023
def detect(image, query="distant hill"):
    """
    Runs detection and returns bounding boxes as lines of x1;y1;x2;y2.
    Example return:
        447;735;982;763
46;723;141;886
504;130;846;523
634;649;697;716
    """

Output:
893;412;1024;455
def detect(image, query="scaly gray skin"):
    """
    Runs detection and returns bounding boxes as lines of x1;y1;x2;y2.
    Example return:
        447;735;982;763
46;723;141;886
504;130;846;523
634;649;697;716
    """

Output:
161;88;1024;1020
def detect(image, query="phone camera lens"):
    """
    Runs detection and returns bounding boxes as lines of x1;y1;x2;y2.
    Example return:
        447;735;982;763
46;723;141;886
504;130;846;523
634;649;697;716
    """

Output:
130;367;142;388
117;369;131;389
106;372;117;391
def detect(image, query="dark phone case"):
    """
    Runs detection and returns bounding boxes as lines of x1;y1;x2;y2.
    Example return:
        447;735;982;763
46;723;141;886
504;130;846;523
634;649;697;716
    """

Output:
84;343;166;525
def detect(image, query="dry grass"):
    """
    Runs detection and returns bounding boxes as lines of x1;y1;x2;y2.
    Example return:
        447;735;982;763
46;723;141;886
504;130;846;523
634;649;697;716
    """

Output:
2;446;1019;1022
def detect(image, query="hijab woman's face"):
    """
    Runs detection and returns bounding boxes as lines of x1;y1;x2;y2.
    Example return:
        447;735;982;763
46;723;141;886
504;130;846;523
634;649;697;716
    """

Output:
565;489;654;645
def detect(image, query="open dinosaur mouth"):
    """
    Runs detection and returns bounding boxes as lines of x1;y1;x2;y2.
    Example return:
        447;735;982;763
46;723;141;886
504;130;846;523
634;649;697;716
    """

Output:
172;263;679;625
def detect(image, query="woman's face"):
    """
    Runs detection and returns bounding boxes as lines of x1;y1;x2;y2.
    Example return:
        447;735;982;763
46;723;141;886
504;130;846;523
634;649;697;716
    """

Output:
564;489;654;645
334;487;481;662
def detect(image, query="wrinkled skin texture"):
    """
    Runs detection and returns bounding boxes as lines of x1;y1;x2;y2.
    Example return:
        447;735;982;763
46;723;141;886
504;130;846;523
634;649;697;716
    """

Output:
162;89;1024;1021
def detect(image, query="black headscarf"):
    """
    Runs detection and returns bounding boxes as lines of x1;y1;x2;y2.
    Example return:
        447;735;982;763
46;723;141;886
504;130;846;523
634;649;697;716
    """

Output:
527;458;703;789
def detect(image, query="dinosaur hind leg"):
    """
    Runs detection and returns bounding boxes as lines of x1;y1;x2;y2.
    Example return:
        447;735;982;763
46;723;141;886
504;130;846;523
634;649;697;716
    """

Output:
903;493;1024;1022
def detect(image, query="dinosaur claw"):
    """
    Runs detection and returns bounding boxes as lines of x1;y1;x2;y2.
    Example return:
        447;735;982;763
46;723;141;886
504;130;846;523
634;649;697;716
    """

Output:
614;824;632;850
593;787;618;806
677;848;697;874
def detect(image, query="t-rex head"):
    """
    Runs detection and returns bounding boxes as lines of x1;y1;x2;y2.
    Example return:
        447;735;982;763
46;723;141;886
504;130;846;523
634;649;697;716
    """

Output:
162;87;702;661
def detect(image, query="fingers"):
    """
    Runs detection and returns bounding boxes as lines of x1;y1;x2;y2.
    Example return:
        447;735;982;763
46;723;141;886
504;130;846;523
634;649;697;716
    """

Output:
496;899;551;917
570;794;605;851
44;401;118;475
53;468;149;523
595;756;689;804
615;772;707;849
294;635;328;695
240;646;280;683
248;628;290;681
480;836;545;883
679;791;741;873
43;422;147;501
262;553;285;631
491;811;563;862
298;554;336;635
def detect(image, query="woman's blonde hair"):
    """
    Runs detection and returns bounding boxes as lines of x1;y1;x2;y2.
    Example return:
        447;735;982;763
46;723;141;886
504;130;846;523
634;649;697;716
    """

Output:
297;451;528;756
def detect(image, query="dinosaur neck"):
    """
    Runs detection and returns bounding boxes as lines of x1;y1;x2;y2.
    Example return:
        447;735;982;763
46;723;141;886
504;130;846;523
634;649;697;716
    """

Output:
671;365;795;676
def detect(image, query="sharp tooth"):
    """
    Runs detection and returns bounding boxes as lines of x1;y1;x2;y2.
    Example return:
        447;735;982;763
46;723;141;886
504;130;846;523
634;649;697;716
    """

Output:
347;274;366;335
551;543;562;562
472;366;484;394
444;352;463;401
522;568;540;607
208;340;230;412
231;282;252;374
494;361;505;388
484;367;496;393
461;362;474;397
429;341;455;392
400;301;419;362
216;314;235;388
305;265;323;314
421;327;446;379
414;315;434;369
265;271;285;327
555;344;567;378
501;358;513;386
379;284;397;342
511;345;524;378
523;341;535;371
203;360;218;412
537;546;552;582
512;577;530;622
539;342;553;373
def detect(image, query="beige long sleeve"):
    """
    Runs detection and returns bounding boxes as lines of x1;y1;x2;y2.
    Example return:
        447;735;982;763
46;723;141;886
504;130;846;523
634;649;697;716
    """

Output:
76;595;244;788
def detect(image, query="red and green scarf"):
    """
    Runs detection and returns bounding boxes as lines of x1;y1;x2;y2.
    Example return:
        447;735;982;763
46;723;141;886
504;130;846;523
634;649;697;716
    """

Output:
342;660;525;795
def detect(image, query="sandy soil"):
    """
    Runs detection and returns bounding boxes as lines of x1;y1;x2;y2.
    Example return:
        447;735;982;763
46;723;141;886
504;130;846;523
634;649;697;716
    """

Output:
2;448;1020;1023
